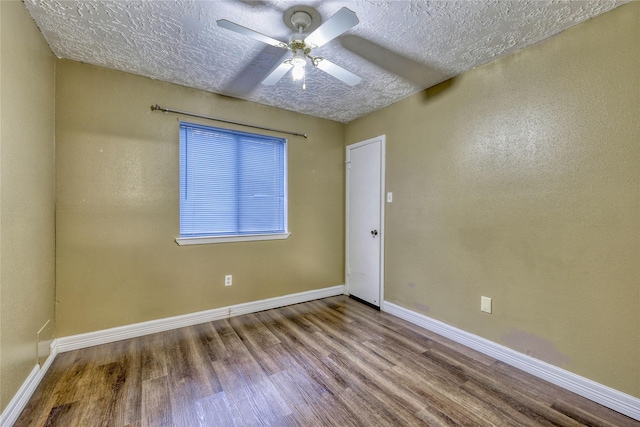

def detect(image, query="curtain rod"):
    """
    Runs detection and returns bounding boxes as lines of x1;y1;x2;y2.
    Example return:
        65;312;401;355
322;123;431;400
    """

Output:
150;104;308;139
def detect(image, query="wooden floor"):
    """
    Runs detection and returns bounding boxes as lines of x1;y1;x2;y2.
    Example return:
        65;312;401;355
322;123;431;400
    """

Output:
15;296;638;427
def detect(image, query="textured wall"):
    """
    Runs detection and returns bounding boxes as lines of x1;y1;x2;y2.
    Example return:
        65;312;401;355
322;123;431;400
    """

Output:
0;0;56;413
346;3;639;397
55;60;345;336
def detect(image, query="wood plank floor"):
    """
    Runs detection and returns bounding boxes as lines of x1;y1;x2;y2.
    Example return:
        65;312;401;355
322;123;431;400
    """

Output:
15;296;639;426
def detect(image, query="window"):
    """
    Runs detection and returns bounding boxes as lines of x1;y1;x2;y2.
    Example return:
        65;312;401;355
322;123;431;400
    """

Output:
176;122;289;245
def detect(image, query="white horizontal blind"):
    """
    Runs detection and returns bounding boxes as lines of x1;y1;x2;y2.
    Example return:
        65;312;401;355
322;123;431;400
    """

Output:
180;122;287;237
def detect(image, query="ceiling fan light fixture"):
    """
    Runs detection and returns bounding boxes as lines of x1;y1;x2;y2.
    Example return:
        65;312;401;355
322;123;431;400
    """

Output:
290;48;307;82
292;62;306;81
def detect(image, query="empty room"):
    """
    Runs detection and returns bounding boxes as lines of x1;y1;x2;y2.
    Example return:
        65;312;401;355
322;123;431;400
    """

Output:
1;0;638;426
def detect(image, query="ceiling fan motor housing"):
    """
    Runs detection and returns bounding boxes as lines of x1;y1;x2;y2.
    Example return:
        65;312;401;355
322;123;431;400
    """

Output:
291;10;312;31
290;39;311;56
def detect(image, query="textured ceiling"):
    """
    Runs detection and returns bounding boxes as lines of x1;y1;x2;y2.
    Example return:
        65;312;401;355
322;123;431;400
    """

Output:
24;0;629;123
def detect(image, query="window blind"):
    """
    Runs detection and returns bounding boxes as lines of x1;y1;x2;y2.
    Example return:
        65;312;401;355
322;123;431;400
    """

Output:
180;122;287;238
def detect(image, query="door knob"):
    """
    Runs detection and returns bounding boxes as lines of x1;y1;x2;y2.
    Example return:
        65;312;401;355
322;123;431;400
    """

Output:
371;230;378;236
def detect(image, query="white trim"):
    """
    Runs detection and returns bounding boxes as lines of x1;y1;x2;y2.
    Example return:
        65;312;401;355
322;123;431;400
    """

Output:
176;232;291;246
379;137;386;308
0;342;58;427
55;284;344;353
383;301;640;421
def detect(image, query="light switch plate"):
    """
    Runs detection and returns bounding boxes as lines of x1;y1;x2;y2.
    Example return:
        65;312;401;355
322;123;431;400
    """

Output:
387;192;393;203
481;296;492;313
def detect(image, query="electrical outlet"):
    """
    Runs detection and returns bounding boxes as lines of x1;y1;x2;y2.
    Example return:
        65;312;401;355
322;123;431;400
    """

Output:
225;275;232;286
481;296;492;314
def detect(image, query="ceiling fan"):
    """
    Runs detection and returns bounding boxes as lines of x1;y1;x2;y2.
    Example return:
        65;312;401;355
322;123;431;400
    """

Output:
217;7;362;89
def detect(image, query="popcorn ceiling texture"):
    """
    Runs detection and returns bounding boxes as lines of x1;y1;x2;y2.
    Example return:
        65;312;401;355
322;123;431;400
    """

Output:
25;0;628;123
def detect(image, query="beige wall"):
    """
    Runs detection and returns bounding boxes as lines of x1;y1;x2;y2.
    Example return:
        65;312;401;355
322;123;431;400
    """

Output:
55;60;345;336
346;2;639;398
0;0;56;413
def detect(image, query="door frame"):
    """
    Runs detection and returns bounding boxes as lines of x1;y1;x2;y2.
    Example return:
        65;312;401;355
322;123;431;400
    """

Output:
345;135;386;308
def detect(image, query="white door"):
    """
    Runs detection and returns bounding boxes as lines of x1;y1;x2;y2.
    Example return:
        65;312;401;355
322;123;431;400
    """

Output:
346;136;385;307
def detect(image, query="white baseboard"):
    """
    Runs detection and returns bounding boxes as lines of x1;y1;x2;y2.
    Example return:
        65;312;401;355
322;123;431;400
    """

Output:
0;342;58;427
55;284;345;353
383;301;640;421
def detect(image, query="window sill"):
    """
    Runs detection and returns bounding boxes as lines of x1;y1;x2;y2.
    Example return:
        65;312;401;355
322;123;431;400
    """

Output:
176;233;291;246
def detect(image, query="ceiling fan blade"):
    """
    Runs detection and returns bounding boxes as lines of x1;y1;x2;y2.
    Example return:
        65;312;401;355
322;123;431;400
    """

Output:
304;7;358;48
315;59;361;86
217;19;287;48
262;61;293;85
222;46;289;96
340;35;444;87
